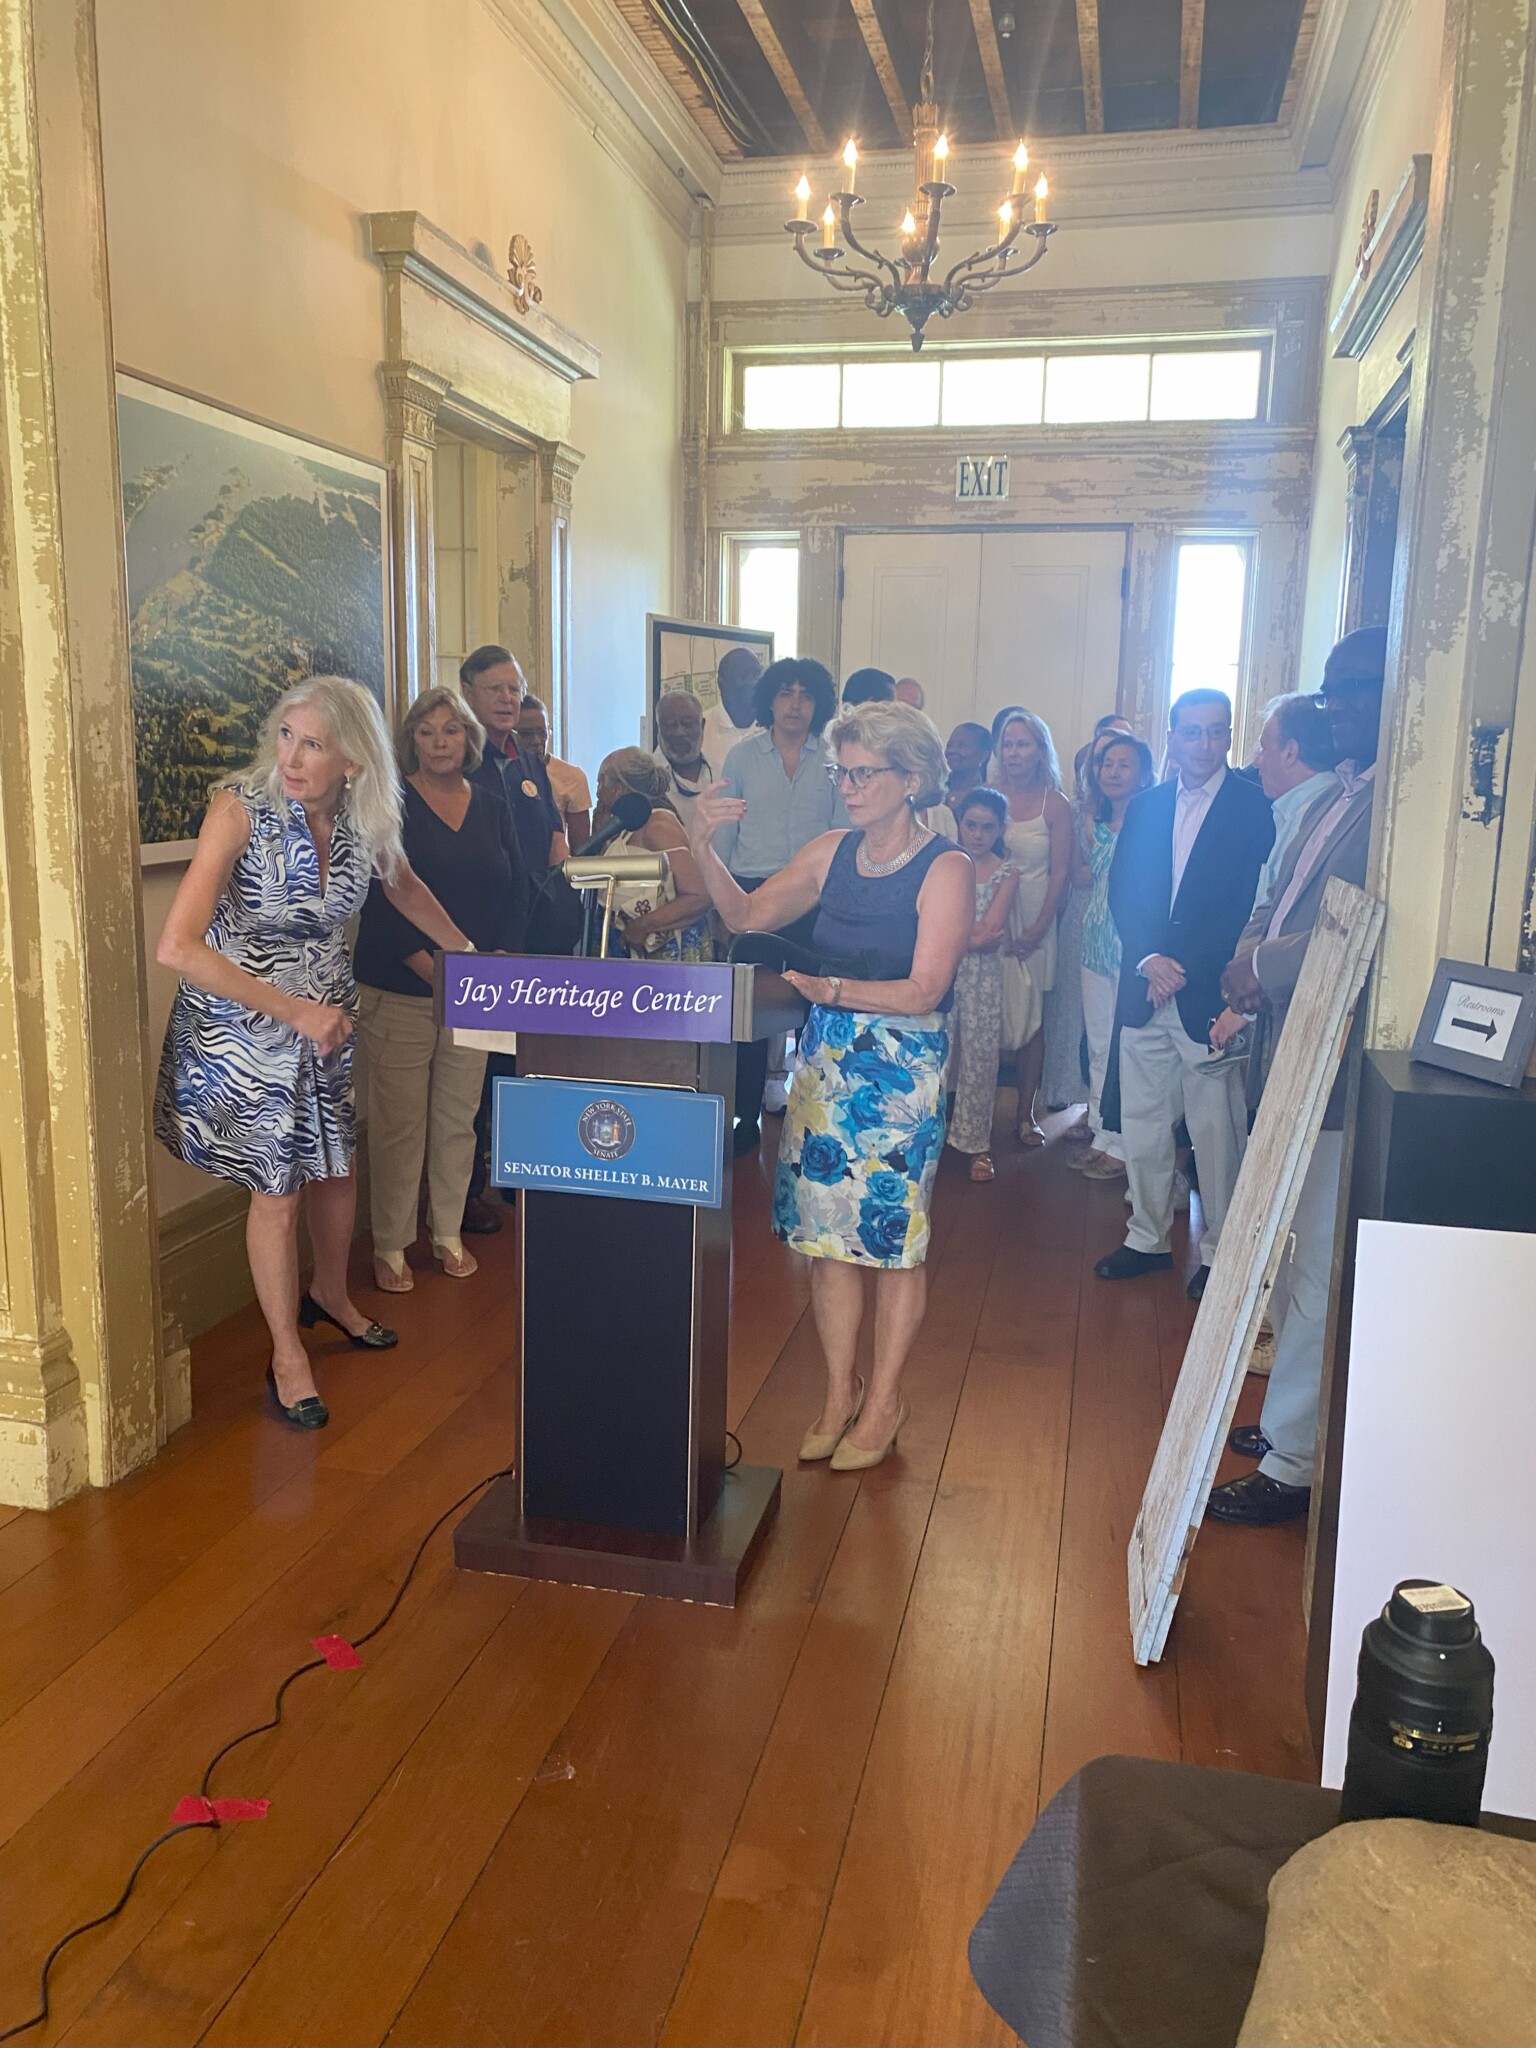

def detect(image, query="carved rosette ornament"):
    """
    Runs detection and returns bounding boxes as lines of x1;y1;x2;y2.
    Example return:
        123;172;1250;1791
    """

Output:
507;234;544;316
1355;189;1380;284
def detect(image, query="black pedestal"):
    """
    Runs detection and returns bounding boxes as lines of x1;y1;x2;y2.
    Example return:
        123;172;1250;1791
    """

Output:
1307;1050;1536;1736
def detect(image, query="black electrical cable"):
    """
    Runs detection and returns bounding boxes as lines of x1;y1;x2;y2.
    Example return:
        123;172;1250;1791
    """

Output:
641;0;777;153
0;1461;514;2044
725;1428;743;1471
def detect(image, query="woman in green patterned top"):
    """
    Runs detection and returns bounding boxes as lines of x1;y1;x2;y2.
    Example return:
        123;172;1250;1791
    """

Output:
1073;733;1155;1179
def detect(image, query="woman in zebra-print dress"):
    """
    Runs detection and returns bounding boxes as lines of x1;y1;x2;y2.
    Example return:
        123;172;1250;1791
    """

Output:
155;677;474;1429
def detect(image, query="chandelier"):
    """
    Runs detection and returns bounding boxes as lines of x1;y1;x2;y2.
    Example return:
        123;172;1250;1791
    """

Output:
784;4;1055;351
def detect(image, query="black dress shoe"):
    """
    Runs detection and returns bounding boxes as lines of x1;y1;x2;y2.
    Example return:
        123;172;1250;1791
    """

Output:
1186;1265;1210;1301
1228;1423;1273;1460
266;1364;329;1430
1207;1469;1310;1524
460;1196;504;1235
732;1119;761;1156
298;1292;398;1350
1094;1246;1173;1281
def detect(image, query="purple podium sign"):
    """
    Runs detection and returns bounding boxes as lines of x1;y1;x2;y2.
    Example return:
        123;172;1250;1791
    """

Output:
439;953;737;1043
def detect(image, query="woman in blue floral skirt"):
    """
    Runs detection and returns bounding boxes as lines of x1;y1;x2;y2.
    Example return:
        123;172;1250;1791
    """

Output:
691;700;971;1471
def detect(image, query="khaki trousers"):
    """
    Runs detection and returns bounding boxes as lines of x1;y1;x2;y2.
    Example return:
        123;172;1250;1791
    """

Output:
356;986;487;1256
1119;998;1247;1265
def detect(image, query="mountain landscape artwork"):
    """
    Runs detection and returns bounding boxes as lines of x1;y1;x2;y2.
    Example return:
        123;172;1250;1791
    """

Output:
116;375;389;852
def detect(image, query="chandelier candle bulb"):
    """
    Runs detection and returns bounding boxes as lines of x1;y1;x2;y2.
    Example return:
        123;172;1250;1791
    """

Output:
822;203;837;249
901;208;918;236
795;174;810;221
1012;142;1029;193
842;139;858;192
934;132;949;181
1034;173;1049;223
999;199;1013;229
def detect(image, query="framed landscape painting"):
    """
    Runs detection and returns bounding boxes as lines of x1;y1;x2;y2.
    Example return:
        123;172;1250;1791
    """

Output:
116;374;390;860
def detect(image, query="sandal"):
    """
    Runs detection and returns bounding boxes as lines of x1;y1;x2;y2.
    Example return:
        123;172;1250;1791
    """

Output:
1017;1120;1046;1148
433;1238;479;1279
372;1251;414;1294
968;1153;995;1183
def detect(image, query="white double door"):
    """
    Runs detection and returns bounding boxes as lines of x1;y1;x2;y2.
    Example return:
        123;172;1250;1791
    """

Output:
839;528;1128;778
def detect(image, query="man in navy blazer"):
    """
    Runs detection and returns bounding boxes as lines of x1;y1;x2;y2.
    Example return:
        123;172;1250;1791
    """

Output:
1095;689;1274;1288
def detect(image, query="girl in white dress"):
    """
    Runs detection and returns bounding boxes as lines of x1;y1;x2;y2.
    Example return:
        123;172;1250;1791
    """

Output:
945;788;1021;1181
991;708;1073;1147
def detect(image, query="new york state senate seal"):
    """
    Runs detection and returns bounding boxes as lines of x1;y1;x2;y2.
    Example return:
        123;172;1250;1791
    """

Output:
577;1098;636;1162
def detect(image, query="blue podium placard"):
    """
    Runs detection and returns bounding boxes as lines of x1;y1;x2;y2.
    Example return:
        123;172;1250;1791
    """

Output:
491;1077;725;1208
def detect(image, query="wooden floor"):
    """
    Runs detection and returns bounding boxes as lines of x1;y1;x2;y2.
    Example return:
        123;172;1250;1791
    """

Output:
0;1116;1313;2048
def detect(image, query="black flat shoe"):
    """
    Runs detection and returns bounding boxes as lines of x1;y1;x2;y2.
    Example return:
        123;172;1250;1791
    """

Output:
298;1292;398;1350
1186;1265;1210;1301
1206;1469;1310;1524
1094;1247;1173;1281
460;1196;504;1236
266;1364;329;1430
732;1120;761;1156
1228;1423;1272;1460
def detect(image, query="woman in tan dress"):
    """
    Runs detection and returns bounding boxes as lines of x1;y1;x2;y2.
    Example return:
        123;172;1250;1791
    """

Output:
991;707;1073;1145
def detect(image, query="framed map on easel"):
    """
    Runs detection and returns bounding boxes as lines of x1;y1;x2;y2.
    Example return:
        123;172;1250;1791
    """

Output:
116;374;390;861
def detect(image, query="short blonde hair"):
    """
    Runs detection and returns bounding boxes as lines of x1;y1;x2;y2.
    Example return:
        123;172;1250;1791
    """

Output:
397;686;486;775
827;700;947;809
229;675;404;878
598;747;671;806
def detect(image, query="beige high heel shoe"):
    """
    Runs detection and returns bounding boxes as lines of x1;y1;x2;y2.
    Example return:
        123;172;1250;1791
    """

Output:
373;1250;414;1294
433;1238;479;1279
799;1376;865;1462
830;1400;909;1472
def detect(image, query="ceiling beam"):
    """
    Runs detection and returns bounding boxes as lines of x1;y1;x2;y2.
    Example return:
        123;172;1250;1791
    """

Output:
846;0;914;145
967;0;1015;140
1278;0;1327;128
734;0;831;154
1073;0;1104;133
1179;0;1205;127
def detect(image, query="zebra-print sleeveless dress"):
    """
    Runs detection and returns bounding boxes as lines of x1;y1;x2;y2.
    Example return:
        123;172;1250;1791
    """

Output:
154;785;371;1195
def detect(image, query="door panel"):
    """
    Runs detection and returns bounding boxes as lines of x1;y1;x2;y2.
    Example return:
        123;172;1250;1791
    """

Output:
839;534;982;744
975;530;1128;779
840;528;1126;779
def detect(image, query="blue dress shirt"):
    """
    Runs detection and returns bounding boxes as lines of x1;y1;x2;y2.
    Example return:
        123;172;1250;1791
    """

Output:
713;730;849;878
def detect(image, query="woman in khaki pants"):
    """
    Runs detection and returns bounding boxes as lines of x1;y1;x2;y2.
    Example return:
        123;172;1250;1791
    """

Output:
354;688;528;1290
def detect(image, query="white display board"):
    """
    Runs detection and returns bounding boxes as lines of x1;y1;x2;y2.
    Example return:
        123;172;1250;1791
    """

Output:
1323;1221;1536;1819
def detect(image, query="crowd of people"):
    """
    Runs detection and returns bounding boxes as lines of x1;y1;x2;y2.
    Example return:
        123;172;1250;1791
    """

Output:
154;630;1388;1513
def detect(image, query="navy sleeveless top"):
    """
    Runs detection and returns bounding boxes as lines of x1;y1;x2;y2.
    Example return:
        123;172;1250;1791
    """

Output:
810;830;960;1014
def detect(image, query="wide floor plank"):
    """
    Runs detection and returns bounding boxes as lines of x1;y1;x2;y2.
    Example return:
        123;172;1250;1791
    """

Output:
0;1135;1314;2048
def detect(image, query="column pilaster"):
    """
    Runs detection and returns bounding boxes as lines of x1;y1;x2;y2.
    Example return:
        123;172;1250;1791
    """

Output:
0;0;162;1504
382;360;450;706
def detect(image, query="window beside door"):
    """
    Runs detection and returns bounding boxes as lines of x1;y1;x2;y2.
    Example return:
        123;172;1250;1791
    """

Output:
728;536;799;659
1170;539;1252;715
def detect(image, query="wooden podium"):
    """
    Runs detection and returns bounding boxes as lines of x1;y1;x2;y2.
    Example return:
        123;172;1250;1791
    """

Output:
437;954;804;1606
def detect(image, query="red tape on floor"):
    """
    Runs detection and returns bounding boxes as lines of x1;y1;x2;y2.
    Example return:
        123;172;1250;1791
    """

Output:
311;1634;363;1670
170;1796;271;1826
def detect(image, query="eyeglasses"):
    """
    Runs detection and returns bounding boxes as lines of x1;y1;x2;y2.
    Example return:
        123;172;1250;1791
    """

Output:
830;764;899;791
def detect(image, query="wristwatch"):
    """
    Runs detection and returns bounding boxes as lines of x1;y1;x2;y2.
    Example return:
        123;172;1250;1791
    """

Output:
827;975;843;1006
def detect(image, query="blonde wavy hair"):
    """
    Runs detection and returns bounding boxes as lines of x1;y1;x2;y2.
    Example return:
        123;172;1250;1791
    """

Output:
227;676;405;878
396;686;486;776
827;699;947;810
598;747;672;807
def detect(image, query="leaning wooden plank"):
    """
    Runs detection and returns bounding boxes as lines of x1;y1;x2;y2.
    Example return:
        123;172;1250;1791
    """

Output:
1128;878;1384;1665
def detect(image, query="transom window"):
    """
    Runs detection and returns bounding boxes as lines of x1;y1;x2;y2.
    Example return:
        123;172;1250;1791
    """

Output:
737;344;1265;433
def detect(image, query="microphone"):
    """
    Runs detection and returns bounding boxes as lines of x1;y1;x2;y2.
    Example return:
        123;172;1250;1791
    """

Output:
572;791;652;858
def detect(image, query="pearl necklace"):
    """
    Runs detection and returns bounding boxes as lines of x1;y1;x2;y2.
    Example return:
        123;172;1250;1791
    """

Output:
857;823;932;878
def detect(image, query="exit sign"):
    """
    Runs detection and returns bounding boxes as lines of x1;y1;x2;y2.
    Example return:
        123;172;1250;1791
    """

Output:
956;455;1010;502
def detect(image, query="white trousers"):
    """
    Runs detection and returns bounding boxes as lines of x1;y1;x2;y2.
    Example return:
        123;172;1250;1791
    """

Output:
1258;1129;1344;1487
357;986;488;1257
1080;967;1124;1161
1119;1000;1247;1264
